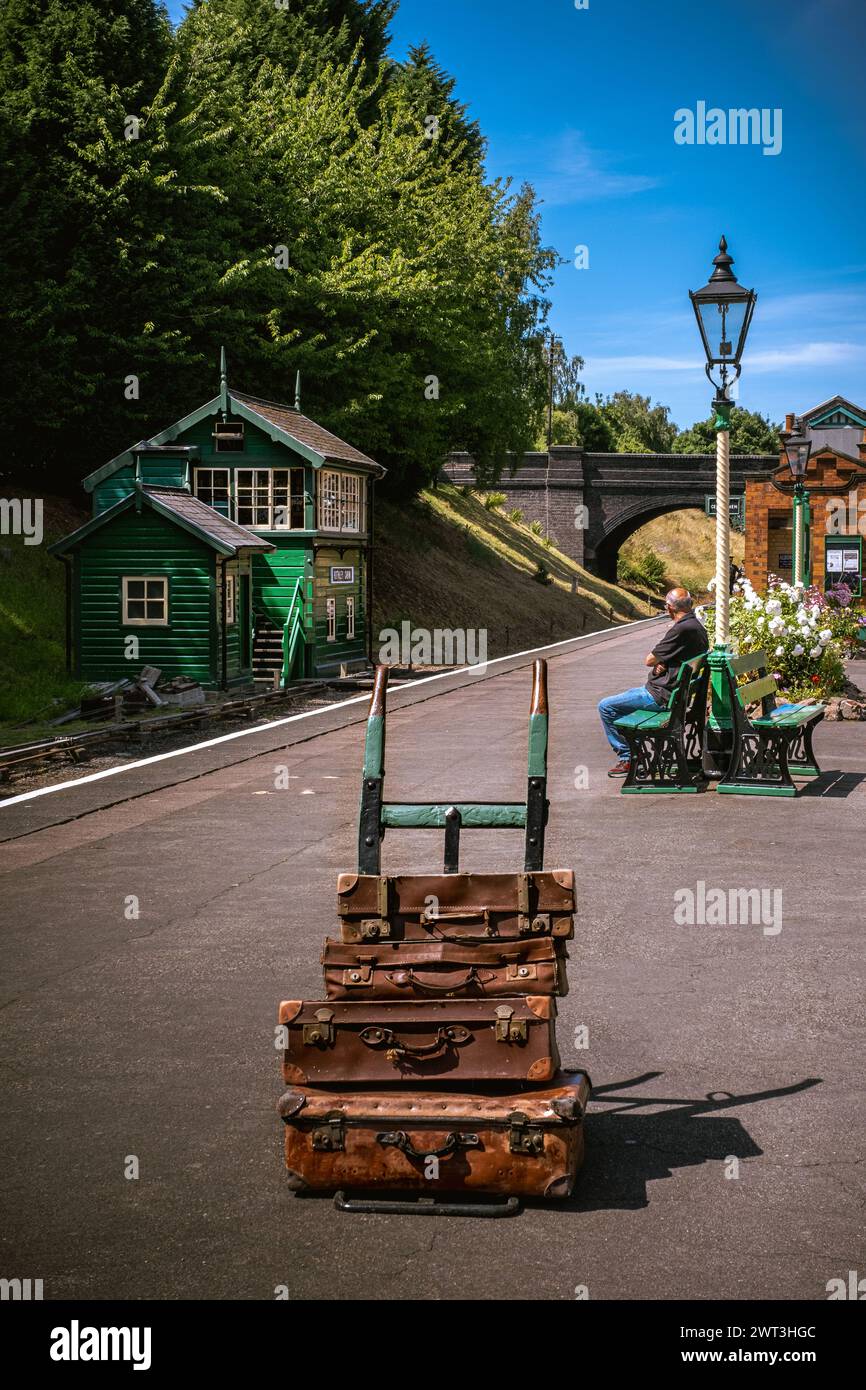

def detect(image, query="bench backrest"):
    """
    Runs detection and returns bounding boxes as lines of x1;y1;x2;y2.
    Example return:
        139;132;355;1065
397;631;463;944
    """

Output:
726;649;778;719
666;653;710;732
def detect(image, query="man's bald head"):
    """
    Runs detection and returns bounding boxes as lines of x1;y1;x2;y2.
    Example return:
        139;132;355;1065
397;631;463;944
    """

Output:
665;587;693;615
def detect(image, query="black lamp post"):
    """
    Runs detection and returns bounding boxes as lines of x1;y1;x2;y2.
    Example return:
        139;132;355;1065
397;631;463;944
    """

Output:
782;417;812;587
689;236;757;648
690;237;757;779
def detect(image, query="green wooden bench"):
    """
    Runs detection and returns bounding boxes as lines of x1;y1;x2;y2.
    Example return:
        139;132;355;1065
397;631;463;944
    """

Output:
717;650;824;798
614;654;710;794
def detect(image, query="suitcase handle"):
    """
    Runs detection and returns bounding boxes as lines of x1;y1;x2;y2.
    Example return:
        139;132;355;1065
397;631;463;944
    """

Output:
376;1130;482;1160
386;967;493;993
359;1024;471;1060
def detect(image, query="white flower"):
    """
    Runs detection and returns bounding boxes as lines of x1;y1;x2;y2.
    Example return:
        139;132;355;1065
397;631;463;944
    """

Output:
707;577;716;591
793;644;804;657
809;645;823;659
775;645;785;656
819;628;833;643
765;599;783;615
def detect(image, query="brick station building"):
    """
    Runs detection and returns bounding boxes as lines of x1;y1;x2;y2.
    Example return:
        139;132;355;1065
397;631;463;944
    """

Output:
744;396;866;598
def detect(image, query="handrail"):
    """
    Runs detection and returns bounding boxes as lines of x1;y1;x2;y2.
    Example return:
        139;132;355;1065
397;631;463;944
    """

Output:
281;578;305;686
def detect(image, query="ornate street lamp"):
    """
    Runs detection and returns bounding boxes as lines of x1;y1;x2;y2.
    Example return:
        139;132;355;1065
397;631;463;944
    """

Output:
689;236;757;646
690;237;757;775
782;417;812;588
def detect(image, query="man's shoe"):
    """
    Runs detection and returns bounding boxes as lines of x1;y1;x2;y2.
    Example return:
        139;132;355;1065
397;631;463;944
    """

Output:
608;759;631;778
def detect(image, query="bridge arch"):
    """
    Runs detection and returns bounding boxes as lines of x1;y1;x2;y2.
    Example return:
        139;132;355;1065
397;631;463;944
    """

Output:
593;496;710;583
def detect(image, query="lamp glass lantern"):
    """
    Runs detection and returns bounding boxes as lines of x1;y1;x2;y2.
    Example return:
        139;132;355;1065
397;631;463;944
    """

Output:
689;236;757;397
783;424;812;483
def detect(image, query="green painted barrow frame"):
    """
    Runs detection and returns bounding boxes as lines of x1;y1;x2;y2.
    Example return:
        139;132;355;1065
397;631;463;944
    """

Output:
357;661;550;875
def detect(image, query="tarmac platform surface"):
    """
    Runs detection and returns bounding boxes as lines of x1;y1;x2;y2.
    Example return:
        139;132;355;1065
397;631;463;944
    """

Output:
1;619;864;1301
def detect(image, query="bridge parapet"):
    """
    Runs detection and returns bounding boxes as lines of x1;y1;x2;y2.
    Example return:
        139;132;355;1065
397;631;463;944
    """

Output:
442;448;777;579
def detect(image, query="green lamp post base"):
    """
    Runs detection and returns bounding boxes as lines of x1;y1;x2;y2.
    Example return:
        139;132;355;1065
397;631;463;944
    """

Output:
703;643;735;778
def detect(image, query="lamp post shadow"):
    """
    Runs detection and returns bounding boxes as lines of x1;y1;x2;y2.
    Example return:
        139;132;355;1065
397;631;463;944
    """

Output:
556;1072;822;1214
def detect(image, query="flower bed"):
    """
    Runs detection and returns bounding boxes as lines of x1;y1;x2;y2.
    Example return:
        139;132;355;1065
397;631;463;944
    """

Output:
699;576;862;701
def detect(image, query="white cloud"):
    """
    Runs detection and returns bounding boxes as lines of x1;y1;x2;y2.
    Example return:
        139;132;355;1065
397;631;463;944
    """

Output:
537;130;660;206
585;341;865;376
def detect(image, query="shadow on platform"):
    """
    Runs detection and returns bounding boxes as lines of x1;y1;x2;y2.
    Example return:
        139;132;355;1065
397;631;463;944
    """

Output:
565;1071;822;1213
799;770;865;798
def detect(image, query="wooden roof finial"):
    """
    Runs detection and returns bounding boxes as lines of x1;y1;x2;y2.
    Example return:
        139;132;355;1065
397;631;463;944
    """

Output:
295;370;301;413
219;346;228;414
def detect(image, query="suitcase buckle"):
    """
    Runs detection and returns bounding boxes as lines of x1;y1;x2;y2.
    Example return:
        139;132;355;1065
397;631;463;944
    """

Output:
342;966;373;987
507;1111;545;1155
495;1004;528;1043
359;918;391;940
518;914;550;936
303;1008;335;1046
311;1112;345;1152
506;963;537;982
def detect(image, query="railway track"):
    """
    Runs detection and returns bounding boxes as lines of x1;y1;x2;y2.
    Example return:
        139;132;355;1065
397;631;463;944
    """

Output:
0;679;376;785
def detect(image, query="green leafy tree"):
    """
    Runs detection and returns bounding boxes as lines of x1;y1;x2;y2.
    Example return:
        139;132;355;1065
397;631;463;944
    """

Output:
675;407;781;455
386;42;484;168
180;9;554;492
0;0;231;483
598;390;677;453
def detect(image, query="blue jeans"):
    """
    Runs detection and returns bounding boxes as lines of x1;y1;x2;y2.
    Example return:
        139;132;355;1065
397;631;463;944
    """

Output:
598;686;664;760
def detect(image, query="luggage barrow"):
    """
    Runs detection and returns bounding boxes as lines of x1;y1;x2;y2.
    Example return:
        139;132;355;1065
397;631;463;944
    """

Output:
279;660;590;1217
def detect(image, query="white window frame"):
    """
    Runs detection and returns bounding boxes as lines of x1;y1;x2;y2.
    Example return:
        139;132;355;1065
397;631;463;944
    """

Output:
194;468;231;514
326;597;336;643
346;595;355;640
225;573;236;626
233;467;305;530
318;470;364;534
122;576;168;627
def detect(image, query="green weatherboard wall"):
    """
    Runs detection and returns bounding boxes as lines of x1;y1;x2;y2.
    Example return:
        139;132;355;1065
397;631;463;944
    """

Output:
75;506;217;686
62;391;378;685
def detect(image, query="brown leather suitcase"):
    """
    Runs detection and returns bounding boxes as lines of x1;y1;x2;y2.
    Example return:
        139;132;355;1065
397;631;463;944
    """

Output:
337;871;575;943
321;937;568;1000
278;1071;591;1200
279;996;559;1085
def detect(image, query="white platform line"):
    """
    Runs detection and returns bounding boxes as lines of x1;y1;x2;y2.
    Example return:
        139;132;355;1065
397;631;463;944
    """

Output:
0;617;661;808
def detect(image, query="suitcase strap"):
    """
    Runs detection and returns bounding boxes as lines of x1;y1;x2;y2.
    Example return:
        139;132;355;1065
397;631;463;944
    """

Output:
387;966;493;993
358;1024;471;1062
376;1130;482;1160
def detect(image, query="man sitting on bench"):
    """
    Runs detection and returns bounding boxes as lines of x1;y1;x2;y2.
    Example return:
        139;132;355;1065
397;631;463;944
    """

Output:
598;587;709;777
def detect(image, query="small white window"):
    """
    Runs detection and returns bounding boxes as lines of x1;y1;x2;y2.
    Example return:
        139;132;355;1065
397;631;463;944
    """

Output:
326;597;336;642
123;576;168;626
225;573;236;626
346;596;355;640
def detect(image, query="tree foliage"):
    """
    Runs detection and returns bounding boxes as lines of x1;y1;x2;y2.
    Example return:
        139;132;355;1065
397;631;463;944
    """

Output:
597;391;678;454
674;406;781;455
1;0;554;494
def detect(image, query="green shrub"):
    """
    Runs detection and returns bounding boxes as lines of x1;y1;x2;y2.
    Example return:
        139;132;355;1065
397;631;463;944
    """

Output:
533;561;552;586
617;546;668;592
483;491;507;510
508;508;524;524
529;520;543;536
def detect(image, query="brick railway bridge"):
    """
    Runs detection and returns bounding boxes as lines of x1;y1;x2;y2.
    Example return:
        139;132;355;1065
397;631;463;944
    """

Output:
442;447;776;581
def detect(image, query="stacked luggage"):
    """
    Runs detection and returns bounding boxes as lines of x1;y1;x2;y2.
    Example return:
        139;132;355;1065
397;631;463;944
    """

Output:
277;660;591;1214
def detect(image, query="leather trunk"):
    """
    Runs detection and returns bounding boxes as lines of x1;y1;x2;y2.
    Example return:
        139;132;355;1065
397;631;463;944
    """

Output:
321;937;568;1000
337;871;575;943
279;996;559;1085
278;1071;591;1199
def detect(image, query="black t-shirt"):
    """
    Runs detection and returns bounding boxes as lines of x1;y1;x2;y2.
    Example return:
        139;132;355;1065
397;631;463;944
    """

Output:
645;612;709;705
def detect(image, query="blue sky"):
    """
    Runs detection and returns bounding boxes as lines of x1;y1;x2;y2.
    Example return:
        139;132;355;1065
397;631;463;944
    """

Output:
168;0;866;429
